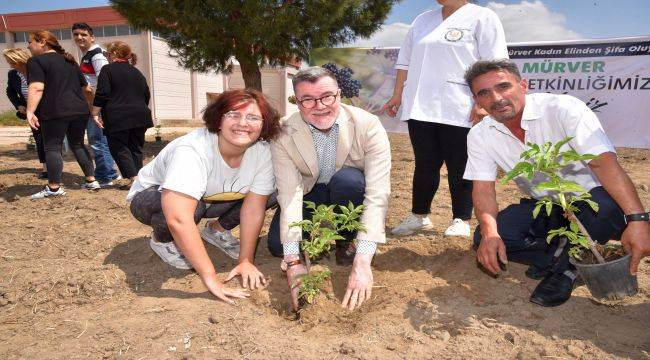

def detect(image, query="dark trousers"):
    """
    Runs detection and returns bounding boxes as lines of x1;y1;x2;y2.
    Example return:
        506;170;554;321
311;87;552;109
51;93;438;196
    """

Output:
106;127;148;179
40;115;95;184
473;187;626;274
130;186;277;243
31;127;46;164
407;120;472;220
267;167;366;257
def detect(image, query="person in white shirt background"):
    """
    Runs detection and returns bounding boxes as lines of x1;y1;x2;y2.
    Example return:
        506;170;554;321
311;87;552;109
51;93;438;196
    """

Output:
72;22;120;188
381;0;508;237
463;59;650;307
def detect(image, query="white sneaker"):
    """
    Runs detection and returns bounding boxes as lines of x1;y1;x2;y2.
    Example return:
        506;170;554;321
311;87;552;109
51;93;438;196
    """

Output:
200;221;240;259
81;180;101;190
149;234;193;269
31;186;66;200
391;213;433;236
444;218;471;237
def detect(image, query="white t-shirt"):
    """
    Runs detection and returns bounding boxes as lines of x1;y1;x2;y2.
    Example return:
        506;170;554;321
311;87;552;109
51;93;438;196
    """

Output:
395;4;508;127
463;93;616;200
126;128;275;203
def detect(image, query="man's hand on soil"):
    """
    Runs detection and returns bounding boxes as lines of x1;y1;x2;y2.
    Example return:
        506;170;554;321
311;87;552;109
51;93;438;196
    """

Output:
286;262;308;311
477;234;508;275
342;253;373;311
621;221;650;275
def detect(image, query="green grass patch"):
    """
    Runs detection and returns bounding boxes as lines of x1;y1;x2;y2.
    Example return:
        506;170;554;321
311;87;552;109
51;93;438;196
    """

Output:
0;109;25;126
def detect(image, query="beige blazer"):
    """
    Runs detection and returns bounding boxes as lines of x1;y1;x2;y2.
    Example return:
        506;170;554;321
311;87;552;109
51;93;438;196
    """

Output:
270;103;391;245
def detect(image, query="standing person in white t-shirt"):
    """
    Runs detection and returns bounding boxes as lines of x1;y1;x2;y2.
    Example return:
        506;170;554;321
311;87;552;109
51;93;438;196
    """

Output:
127;89;281;304
72;23;120;188
463;59;650;307
381;0;508;237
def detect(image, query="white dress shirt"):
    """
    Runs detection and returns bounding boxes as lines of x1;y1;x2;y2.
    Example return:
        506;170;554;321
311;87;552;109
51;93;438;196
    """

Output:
396;3;508;127
463;93;616;200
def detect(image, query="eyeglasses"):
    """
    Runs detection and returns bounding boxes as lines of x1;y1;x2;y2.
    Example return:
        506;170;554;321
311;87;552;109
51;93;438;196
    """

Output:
297;91;339;109
223;111;263;125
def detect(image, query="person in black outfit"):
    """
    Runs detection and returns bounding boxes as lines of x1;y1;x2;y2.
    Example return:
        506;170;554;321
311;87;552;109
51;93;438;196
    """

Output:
3;48;47;178
25;30;99;199
92;41;153;188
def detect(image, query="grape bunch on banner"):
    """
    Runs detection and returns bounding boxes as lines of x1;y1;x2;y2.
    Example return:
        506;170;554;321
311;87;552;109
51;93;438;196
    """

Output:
310;36;650;148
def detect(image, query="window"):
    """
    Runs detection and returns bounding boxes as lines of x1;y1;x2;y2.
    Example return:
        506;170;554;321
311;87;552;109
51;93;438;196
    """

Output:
94;26;104;37
129;26;141;35
0;33;5;44
61;29;72;40
116;25;130;36
103;25;117;37
13;31;29;43
49;29;62;40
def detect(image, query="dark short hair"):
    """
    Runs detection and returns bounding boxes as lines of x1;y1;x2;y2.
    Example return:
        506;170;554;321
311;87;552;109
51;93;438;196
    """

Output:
292;66;338;93
72;23;94;35
203;89;281;142
464;59;522;92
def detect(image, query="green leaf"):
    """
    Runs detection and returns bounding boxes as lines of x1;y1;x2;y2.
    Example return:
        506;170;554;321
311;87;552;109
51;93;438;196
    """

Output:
545;201;553;217
532;203;543;219
569;221;579;233
584;199;599;213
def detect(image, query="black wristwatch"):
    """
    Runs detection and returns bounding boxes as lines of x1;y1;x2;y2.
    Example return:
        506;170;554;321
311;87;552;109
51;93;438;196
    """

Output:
624;212;650;224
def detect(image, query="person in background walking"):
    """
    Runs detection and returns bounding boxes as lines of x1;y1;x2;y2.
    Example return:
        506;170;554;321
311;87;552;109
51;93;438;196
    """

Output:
92;41;153;189
25;30;98;199
3;48;47;179
72;22;120;187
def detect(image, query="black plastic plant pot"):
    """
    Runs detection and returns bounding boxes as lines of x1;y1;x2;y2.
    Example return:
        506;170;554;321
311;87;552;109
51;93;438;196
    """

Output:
570;253;638;300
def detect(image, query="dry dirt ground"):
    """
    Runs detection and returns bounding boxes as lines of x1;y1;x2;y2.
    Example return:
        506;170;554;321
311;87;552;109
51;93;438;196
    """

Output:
0;132;648;359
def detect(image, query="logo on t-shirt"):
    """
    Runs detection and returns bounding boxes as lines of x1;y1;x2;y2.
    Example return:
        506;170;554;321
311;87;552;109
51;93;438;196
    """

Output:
201;179;247;202
444;28;465;42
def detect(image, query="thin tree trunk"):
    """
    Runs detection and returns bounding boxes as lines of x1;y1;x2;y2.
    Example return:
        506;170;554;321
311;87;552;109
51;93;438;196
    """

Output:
238;58;262;91
569;211;606;263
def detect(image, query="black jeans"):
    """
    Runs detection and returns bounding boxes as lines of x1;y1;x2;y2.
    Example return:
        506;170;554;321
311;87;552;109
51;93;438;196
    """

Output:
267;167;366;257
31;127;46;164
40;115;95;184
106;127;148;179
473;187;626;274
407;120;472;220
130;186;277;243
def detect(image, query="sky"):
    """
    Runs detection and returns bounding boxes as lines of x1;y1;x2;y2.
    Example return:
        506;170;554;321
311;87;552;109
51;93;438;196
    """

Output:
1;0;648;46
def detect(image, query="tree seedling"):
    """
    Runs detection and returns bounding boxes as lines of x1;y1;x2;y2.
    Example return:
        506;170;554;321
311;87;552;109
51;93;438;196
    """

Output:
502;137;605;263
290;201;365;304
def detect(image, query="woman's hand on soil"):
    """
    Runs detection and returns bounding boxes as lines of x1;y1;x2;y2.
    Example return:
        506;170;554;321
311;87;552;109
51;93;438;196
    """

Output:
226;261;267;290
477;235;508;275
621;221;650;275
286;262;308;311
379;96;401;118
342;253;373;311
203;275;249;305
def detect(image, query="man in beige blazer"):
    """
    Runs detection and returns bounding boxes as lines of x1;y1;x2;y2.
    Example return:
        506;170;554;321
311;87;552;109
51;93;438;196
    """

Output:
268;67;391;311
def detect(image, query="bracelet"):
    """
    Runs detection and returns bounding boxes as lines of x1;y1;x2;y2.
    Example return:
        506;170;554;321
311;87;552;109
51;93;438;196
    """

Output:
285;259;302;268
624;212;650;224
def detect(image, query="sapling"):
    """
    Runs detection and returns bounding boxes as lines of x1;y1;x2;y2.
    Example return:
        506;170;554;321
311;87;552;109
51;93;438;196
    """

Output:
290;201;365;304
502;137;605;263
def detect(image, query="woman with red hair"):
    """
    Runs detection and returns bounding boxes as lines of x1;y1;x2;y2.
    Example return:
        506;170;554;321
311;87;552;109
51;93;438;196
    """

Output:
127;89;280;304
91;41;153;188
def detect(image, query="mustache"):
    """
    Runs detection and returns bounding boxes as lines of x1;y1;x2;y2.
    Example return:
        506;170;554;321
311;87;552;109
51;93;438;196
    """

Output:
491;99;513;111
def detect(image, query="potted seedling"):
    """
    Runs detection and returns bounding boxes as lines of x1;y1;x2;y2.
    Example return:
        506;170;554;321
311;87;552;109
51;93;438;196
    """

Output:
154;124;162;142
503;137;637;300
290;201;365;305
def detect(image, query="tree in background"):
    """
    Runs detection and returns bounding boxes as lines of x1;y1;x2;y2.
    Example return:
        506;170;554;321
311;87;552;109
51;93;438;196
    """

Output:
110;0;400;91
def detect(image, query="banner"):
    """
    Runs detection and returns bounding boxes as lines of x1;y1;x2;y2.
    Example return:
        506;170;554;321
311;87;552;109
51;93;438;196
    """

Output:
310;36;650;148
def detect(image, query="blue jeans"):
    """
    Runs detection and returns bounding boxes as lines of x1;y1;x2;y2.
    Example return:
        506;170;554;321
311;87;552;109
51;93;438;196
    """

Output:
473;187;626;274
268;167;366;257
87;117;118;182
